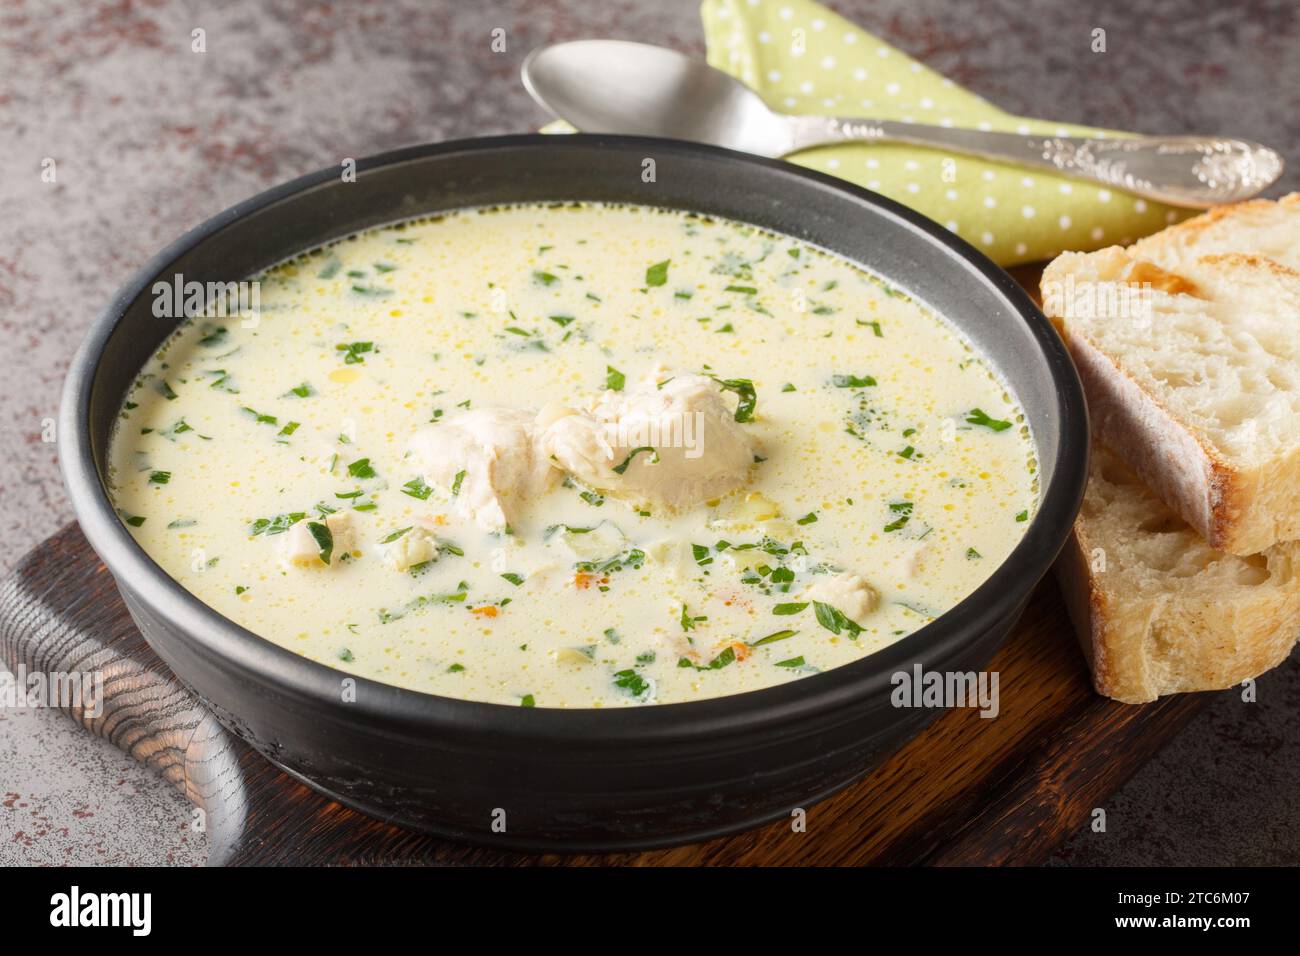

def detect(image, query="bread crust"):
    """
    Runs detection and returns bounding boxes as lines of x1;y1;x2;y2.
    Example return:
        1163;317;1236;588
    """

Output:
1043;196;1300;555
1130;193;1300;265
1053;447;1300;704
1047;195;1300;701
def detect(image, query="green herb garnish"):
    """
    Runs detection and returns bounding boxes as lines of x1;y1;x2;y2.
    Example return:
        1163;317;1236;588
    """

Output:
306;521;333;565
614;669;650;697
336;341;374;364
612;446;657;474
347;458;376;479
833;373;877;388
966;408;1013;431
884;501;913;533
402;476;433;500
712;377;757;423
813;601;863;638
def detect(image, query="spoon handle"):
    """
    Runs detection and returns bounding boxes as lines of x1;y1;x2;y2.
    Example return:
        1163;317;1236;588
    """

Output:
783;116;1283;207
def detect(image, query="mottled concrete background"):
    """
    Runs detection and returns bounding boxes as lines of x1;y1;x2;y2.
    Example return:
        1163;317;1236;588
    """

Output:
1;0;1297;866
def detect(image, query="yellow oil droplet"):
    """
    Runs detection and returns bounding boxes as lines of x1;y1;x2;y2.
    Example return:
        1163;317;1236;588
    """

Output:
330;367;360;383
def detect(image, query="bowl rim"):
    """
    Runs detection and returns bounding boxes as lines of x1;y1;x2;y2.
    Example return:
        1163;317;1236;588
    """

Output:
60;132;1088;745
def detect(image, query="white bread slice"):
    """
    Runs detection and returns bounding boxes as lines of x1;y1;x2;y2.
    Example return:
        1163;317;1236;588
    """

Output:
1130;193;1300;272
1057;444;1300;703
1042;194;1300;555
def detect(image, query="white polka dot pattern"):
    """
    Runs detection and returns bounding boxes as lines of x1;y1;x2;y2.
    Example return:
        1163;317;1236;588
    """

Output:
698;0;1194;266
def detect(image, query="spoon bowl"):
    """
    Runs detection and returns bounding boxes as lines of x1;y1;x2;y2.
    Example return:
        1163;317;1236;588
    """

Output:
523;40;792;156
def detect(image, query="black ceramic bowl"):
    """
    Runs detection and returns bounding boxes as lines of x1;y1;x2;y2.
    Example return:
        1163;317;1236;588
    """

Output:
61;134;1088;851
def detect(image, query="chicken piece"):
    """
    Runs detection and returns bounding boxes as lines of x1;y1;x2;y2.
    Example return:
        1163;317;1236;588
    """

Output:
802;571;880;623
644;537;695;582
280;511;354;568
406;408;559;532
538;370;756;511
550;520;628;561
381;524;441;572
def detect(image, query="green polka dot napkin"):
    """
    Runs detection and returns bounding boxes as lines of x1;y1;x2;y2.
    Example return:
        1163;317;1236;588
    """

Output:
699;0;1192;265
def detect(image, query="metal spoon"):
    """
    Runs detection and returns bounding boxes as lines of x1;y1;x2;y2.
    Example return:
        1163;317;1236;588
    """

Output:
522;39;1283;208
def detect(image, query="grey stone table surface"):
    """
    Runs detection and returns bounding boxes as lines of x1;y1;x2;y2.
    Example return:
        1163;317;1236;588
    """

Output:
1;0;1297;866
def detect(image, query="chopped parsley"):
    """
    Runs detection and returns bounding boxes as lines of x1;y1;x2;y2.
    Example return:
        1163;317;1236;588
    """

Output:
613;669;651;697
833;373;877;388
679;603;707;631
678;646;737;671
612;446;657;474
402;476;433;500
966;408;1013;431
884;501;914;533
197;324;228;347
336;341;374;364
347;458;377;479
249;512;306;536
712;377;757;423
750;628;797;646
772;602;808;616
813;601;863;638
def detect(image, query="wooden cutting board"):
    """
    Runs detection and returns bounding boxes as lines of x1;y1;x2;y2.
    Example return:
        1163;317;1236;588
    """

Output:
0;521;1208;866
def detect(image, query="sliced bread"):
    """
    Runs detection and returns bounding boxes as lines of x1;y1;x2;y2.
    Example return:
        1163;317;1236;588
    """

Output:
1130;192;1300;272
1042;193;1300;555
1057;444;1300;703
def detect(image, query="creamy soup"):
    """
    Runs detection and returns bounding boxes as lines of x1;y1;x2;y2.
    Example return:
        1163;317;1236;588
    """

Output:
108;203;1037;707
